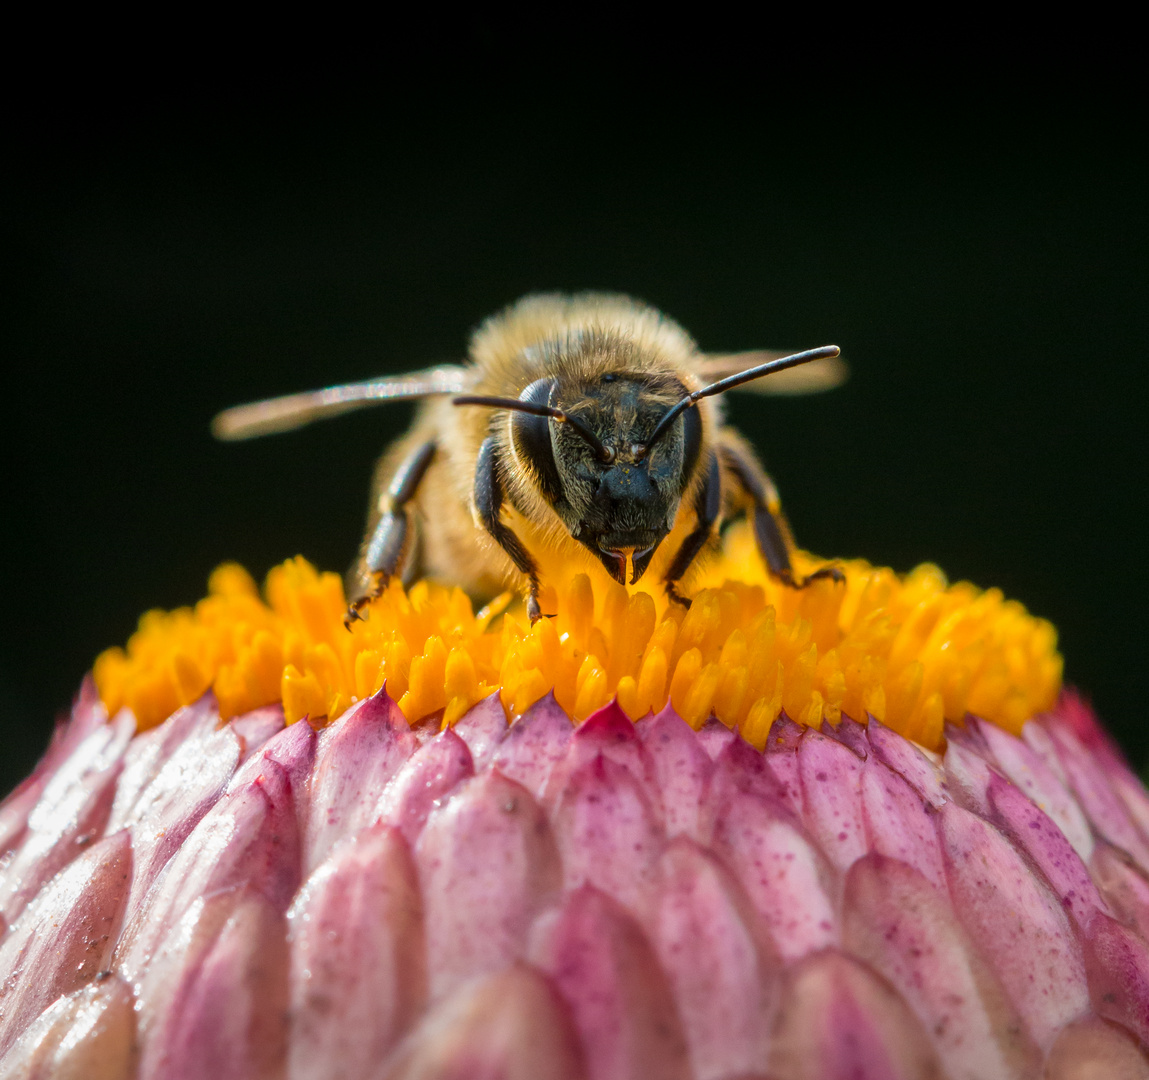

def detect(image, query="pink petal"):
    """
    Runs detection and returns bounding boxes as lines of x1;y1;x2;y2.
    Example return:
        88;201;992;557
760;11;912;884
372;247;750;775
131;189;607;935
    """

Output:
304;689;417;873
551;752;664;916
941;736;994;816
379;727;474;846
119;723;242;905
452;691;508;772
768;949;945;1080
0;974;137;1080
382;963;584;1080
1084;913;1149;1047
138;891;288;1080
531;884;690;1080
1044;718;1149;871
938;800;1090;1048
108;697;219;831
763;714;804;815
0;712;133;924
0;775;44;860
416;771;560;1001
694;715;737;760
844;853;1041;1080
825;713;870;759
636;708;714;841
860;756;946;892
978;718;1093;860
987;771;1107;932
798;728;867;872
652;837;775;1079
544;700;661;817
286;822;425;1079
1043;1016;1149;1080
230;706;286;763
0;830;132;1058
710;788;838;962
866;717;945;809
1092;841;1149;940
489;691;574;801
118;761;301;986
226;716;316;796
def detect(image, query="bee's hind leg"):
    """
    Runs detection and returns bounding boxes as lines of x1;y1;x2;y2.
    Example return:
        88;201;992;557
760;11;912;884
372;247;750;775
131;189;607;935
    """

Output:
718;434;842;589
345;440;437;628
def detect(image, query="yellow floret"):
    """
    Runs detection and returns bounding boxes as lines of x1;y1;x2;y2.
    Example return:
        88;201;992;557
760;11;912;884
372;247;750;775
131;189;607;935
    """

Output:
92;524;1063;751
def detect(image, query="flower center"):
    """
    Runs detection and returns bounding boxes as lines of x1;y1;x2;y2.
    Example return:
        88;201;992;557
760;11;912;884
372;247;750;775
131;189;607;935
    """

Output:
93;522;1061;751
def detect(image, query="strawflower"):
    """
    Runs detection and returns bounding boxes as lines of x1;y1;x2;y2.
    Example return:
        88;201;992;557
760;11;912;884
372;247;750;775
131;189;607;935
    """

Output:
1;528;1147;1079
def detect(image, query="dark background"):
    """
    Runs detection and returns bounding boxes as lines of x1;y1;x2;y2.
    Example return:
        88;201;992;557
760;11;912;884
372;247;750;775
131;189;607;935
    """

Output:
2;100;1146;795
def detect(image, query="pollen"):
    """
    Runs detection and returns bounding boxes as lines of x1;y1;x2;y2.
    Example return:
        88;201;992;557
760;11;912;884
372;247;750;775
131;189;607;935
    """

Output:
92;523;1062;751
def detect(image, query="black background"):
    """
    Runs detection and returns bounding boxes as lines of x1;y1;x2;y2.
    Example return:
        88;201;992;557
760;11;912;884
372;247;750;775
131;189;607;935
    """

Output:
2;99;1146;796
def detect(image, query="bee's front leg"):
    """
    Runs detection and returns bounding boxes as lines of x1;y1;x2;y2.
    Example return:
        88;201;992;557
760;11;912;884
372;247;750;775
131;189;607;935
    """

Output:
662;452;722;609
718;433;842;589
345;440;437;628
473;437;547;623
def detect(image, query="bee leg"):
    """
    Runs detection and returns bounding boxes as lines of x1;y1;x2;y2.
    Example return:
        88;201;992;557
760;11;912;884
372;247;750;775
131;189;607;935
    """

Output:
719;438;843;588
345;440;437;627
474;437;547;623
662;452;722;609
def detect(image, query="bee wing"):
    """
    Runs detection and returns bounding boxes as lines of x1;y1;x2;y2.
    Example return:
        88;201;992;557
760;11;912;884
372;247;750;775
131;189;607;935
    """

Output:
697;350;848;395
211;364;473;440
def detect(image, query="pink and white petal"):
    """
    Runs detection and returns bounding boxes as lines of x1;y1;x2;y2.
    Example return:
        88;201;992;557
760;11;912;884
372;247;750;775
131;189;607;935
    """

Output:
489;692;574;802
118;761;301;984
452;691;509;772
416;771;560;1001
652;837;776;1080
767;949;945;1080
1092;842;1149;940
381;963;585;1080
1043;1016;1149;1080
636;709;714;841
694;716;738;761
287;822;425;1079
544;701;661;819
231;706;286;763
979;719;1093;860
844;853;1041;1080
941;737;994;817
531;884;690;1080
138;891;289;1080
938;801;1090;1048
799;728;867;873
987;772;1107;932
379;728;474;846
0;830;132;1057
861;756;946;892
1084;913;1149;1048
710;788;838;962
227;717;316;796
763;714;804;815
305;690;418;872
0;711;133;923
0;974;137;1080
551;753;664;917
865;717;945;809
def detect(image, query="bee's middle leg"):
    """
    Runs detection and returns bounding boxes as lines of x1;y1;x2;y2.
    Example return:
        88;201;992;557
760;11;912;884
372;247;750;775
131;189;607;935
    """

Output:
662;452;722;608
718;437;842;589
473;437;547;623
346;439;437;627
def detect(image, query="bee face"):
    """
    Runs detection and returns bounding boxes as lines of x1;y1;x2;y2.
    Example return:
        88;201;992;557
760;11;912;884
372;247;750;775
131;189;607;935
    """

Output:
511;373;703;585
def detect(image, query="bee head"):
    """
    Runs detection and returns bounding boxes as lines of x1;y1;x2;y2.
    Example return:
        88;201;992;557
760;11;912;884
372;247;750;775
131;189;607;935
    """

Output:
506;374;702;585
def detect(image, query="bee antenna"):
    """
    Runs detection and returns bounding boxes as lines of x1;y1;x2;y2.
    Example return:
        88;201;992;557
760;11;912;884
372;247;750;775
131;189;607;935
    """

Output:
636;345;841;457
453;395;615;464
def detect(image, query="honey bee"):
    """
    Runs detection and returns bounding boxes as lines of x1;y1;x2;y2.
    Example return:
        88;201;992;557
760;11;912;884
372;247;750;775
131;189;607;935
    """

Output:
212;293;847;626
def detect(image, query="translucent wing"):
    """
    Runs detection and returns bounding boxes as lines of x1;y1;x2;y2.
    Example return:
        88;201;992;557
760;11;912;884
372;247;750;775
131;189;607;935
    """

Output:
211;364;472;440
697;350;848;395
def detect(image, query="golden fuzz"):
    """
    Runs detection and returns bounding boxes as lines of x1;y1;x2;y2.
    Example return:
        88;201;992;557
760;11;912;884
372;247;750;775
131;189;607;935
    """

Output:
93;523;1062;752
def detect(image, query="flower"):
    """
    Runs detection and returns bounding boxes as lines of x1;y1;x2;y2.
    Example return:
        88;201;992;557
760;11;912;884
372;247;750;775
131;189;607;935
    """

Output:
2;539;1147;1078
